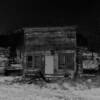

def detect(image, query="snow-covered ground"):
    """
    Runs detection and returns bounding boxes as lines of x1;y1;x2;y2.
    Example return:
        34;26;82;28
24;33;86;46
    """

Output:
0;76;100;100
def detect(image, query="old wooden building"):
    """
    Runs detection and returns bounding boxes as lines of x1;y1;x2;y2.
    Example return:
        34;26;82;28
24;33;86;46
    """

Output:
22;26;77;77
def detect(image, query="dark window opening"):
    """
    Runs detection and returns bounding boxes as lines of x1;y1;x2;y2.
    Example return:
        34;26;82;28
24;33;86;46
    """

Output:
58;54;65;69
27;56;32;61
27;56;32;68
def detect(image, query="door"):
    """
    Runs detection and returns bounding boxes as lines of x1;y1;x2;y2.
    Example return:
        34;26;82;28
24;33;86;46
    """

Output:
45;55;54;74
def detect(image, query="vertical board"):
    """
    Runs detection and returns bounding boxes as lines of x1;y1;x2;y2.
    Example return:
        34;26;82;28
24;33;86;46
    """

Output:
54;54;58;73
45;55;54;74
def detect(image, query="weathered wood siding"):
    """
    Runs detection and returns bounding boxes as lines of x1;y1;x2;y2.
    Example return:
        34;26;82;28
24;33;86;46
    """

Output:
24;27;76;51
23;26;77;75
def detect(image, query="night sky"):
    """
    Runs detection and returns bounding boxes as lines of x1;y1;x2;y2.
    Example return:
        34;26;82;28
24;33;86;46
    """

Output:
0;0;99;50
0;0;97;32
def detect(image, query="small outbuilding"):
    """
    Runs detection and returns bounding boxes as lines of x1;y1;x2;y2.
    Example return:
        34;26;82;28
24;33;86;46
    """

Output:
22;26;77;77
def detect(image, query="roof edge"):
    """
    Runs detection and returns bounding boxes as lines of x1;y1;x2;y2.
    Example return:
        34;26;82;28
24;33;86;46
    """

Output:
23;25;77;32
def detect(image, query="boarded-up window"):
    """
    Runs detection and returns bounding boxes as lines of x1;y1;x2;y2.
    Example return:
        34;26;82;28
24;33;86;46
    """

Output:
34;56;39;68
34;55;45;68
65;53;74;70
58;53;75;70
